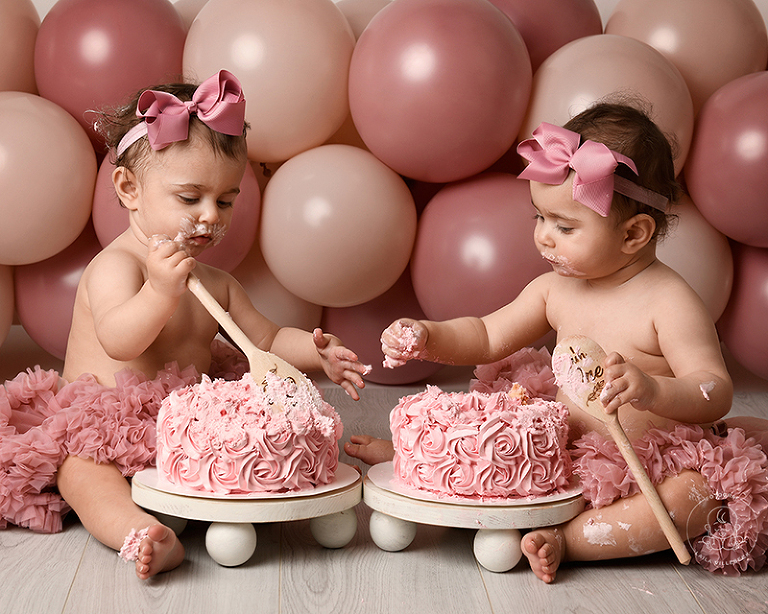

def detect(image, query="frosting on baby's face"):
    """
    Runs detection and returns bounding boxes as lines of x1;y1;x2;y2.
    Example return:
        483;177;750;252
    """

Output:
174;215;227;248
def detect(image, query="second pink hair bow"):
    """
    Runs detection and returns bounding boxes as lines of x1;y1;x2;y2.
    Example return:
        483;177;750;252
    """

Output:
116;70;246;157
516;122;666;217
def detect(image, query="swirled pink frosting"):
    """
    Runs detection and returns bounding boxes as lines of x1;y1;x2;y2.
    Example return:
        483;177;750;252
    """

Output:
156;373;342;494
391;386;571;500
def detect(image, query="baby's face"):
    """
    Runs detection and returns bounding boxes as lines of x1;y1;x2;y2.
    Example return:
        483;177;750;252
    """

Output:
128;138;247;256
529;177;628;280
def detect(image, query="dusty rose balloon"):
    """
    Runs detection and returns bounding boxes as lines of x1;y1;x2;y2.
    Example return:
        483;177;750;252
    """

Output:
717;243;768;381
411;173;550;321
14;222;102;360
519;34;694;175
0;92;96;265
92;157;261;272
231;241;323;331
260;144;417;308
321;270;443;385
685;72;768;248
335;0;392;39
606;0;768;114
0;266;12;348
184;0;354;163
656;194;733;321
0;0;39;93
34;0;185;146
349;0;532;183
488;0;602;71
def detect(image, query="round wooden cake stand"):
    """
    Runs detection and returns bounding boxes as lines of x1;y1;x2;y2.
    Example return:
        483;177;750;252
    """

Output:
364;462;585;573
131;463;362;567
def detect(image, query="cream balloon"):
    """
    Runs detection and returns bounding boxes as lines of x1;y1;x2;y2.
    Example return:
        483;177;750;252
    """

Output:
519;34;694;176
184;0;355;163
260;144;417;307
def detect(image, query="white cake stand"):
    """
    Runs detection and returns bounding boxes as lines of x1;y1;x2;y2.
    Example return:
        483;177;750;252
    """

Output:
131;463;362;567
364;462;585;573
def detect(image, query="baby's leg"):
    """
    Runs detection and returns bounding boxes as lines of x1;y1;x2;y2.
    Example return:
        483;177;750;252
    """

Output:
343;435;395;465
57;456;184;579
523;469;719;582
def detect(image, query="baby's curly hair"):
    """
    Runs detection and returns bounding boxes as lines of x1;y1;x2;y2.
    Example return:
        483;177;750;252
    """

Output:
95;79;249;177
564;99;682;239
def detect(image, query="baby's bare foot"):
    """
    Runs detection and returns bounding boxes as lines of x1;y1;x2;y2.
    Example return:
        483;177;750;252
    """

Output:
522;529;564;583
135;524;185;580
343;435;395;465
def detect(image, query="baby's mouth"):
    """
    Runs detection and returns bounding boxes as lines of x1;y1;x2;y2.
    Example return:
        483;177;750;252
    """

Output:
174;218;226;248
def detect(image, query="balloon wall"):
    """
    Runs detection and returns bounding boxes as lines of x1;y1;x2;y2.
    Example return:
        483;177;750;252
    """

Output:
1;0;768;384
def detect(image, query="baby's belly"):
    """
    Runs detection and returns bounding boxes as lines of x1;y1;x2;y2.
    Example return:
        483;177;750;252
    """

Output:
566;402;682;444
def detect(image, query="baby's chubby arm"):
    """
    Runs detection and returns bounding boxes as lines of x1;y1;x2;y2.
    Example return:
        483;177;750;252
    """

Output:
87;236;196;360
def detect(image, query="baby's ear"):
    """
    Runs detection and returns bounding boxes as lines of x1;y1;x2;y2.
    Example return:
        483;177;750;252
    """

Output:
621;213;656;254
112;166;139;210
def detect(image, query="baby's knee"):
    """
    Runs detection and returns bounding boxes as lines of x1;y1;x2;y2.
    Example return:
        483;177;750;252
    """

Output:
660;470;719;539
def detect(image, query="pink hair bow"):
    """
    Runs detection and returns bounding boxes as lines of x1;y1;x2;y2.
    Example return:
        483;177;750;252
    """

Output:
116;70;246;157
517;122;667;216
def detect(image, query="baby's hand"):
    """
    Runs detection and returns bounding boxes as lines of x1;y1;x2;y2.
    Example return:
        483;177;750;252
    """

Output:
380;319;427;368
312;328;368;400
146;235;196;298
599;352;658;414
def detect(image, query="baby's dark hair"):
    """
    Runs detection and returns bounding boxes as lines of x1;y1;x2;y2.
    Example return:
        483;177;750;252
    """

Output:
564;100;681;239
95;79;249;176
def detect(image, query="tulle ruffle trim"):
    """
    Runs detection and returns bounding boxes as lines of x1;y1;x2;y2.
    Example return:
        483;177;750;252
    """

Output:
573;423;768;575
470;347;558;401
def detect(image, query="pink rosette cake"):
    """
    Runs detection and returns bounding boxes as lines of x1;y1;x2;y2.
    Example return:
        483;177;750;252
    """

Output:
390;384;571;500
156;373;342;495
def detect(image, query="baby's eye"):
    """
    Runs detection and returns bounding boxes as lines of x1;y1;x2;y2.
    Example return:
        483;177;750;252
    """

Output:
217;200;235;209
532;213;543;222
179;195;198;205
557;225;574;234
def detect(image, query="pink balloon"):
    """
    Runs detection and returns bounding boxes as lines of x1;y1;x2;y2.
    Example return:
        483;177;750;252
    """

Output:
34;0;185;146
685;71;768;248
231;241;323;332
656;194;733;321
92;157;261;272
606;0;768;114
260;144;417;308
321;270;443;385
519;34;694;176
0;0;39;93
717;243;768;381
14;222;102;360
0;92;96;265
488;0;602;71
411;172;551;321
184;0;355;163
349;0;532;183
0;266;12;348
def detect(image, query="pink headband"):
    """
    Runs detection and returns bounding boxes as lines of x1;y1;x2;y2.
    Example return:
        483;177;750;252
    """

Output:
516;122;668;217
116;69;246;157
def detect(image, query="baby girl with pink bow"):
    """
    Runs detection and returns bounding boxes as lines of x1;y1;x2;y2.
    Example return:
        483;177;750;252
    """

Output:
348;102;768;581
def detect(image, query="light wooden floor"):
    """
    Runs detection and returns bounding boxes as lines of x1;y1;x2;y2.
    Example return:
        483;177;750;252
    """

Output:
1;325;767;614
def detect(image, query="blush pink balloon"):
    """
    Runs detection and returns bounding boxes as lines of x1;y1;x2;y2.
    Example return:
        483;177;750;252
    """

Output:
519;34;694;176
684;71;768;248
717;243;768;381
411;172;551;321
260;144;417;308
34;0;185;146
92;157;261;272
656;194;733;321
231;241;323;331
606;0;768;114
349;0;532;183
488;0;602;71
0;266;12;348
321;270;443;385
184;0;355;163
0;0;39;93
0;92;96;266
14;222;102;360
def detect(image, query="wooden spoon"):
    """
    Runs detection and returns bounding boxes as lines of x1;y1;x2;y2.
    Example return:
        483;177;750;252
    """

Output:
186;273;320;407
552;335;691;565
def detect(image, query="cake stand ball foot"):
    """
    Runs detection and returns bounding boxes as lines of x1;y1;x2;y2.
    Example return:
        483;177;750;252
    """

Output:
310;508;358;549
205;522;257;567
153;512;187;536
473;529;523;573
368;511;417;552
